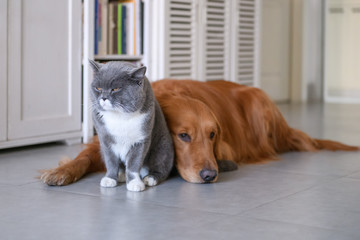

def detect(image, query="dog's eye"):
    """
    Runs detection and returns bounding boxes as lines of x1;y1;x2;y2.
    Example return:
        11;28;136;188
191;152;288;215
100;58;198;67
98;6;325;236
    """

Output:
210;132;215;139
178;133;191;142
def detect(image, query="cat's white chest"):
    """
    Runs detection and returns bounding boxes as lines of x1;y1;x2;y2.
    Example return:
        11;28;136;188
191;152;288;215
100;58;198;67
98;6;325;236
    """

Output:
101;110;148;160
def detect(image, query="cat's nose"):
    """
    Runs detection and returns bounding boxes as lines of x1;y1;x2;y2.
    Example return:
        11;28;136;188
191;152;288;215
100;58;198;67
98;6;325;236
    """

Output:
101;97;108;101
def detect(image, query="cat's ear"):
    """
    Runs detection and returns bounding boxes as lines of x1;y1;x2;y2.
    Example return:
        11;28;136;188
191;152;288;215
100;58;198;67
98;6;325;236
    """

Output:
131;66;147;86
88;59;102;72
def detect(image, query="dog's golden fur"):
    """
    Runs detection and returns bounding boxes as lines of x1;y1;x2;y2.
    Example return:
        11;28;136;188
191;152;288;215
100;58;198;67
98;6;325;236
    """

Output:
41;80;359;185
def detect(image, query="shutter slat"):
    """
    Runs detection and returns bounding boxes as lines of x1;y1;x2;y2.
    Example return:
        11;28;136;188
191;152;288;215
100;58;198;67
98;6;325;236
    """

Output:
170;10;192;17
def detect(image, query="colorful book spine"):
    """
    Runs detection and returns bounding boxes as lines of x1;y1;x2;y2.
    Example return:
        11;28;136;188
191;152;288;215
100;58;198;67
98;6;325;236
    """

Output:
125;2;135;55
135;0;141;55
113;3;118;54
94;0;98;55
122;5;127;54
117;3;122;55
140;0;144;54
98;0;108;55
108;2;114;54
98;2;102;54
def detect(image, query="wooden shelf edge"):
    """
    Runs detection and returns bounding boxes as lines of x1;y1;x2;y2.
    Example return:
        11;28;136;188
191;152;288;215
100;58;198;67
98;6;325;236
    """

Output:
94;55;143;61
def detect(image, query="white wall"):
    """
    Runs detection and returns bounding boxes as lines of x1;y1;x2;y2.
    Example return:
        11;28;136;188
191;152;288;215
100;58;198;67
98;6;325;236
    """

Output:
262;0;324;102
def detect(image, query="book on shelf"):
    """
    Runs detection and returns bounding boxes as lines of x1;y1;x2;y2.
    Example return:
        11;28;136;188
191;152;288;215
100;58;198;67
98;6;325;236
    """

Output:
94;0;98;54
94;0;144;58
99;0;108;55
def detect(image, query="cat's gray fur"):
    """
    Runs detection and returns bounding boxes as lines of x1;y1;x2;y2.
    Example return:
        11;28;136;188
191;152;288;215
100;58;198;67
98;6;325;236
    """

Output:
89;60;174;192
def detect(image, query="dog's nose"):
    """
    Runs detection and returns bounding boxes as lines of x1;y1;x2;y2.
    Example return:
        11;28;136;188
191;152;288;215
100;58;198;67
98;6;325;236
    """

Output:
200;169;217;183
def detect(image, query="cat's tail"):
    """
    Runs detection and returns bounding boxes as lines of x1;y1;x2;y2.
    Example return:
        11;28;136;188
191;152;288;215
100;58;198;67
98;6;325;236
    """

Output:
39;137;106;186
287;128;359;152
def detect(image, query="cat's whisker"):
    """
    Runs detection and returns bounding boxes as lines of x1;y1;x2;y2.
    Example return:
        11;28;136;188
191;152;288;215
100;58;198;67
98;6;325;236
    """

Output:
114;104;124;111
87;102;98;111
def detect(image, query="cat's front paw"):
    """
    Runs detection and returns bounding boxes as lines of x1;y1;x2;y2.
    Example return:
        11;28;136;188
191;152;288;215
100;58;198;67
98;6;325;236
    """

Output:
143;175;158;187
127;179;145;192
100;177;117;188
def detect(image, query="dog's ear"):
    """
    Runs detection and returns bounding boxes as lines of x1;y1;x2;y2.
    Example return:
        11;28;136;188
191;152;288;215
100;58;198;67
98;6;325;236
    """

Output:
214;133;235;162
213;115;235;163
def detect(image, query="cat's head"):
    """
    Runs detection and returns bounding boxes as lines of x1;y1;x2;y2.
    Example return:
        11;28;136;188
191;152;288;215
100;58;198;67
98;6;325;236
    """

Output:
89;60;147;113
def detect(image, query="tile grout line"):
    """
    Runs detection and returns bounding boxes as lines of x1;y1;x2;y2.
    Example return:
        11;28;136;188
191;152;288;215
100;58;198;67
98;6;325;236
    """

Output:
247;216;356;235
233;181;330;217
232;172;360;219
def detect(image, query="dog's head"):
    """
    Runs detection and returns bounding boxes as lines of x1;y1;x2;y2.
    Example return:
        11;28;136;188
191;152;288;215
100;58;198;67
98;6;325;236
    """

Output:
158;94;223;183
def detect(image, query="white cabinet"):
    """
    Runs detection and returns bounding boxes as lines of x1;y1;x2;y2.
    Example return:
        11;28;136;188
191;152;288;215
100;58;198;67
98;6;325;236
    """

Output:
324;0;360;103
0;0;82;149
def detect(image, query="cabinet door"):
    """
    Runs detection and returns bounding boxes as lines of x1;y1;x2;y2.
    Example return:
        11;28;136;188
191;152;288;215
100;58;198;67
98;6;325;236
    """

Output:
0;0;7;141
8;0;82;140
324;1;360;102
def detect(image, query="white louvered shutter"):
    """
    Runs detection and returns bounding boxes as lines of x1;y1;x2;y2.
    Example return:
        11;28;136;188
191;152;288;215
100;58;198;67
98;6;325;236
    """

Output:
230;0;260;86
159;0;260;84
200;0;230;81
165;0;196;79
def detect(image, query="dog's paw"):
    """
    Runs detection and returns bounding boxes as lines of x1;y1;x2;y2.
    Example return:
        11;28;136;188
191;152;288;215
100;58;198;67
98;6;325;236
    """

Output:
127;179;145;192
100;177;117;188
143;175;158;187
217;159;238;172
58;157;72;166
39;168;76;186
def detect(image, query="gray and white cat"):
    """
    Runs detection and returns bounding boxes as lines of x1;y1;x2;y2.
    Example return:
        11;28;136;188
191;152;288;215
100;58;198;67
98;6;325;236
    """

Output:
89;60;174;192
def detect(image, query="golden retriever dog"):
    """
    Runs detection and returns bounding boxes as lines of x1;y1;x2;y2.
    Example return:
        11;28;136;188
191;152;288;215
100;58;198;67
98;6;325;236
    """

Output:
41;80;359;185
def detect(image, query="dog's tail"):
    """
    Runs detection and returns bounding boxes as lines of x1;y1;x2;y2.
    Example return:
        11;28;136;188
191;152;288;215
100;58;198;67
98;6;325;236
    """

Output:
287;128;359;152
313;139;359;151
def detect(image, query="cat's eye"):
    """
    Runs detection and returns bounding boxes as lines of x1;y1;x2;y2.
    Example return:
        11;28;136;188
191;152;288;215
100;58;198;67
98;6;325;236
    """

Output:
95;87;102;91
178;133;191;142
112;88;120;92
